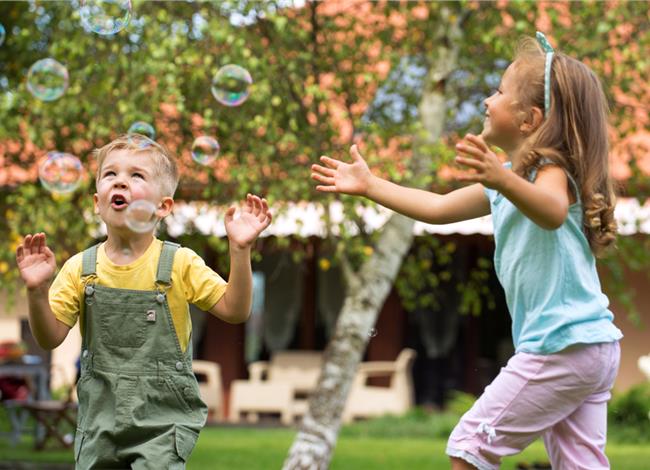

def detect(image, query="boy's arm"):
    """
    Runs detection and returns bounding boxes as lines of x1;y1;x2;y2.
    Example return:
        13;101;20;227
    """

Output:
208;246;252;324
312;144;491;224
27;285;71;350
208;194;272;324
16;233;71;349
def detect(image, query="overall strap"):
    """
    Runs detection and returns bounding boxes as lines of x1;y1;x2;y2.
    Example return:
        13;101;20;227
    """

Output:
81;243;101;277
156;241;180;285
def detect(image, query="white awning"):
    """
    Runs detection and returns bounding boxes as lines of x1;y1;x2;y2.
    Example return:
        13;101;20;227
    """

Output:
161;197;649;238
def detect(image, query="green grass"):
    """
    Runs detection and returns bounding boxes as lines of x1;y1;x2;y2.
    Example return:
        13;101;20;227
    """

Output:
2;424;650;469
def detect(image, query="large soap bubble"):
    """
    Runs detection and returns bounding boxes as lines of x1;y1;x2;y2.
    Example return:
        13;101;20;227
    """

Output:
191;136;220;166
80;0;132;36
125;199;158;233
39;152;83;194
27;58;69;102
211;64;252;107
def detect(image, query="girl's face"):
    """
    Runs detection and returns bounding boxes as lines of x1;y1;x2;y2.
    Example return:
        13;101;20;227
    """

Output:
482;63;525;153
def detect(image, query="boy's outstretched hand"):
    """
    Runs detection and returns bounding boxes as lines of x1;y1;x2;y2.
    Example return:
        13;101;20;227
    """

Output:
16;233;57;290
311;144;373;196
224;194;272;250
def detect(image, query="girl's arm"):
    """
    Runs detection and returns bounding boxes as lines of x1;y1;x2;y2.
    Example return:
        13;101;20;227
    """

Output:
456;134;570;229
312;144;491;223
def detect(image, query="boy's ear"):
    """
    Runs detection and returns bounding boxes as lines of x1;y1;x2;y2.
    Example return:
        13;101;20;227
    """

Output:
520;106;544;135
156;196;174;218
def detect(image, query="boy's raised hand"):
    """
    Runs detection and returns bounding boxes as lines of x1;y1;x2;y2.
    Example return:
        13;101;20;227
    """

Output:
16;233;57;290
311;144;372;196
224;194;272;250
454;134;508;191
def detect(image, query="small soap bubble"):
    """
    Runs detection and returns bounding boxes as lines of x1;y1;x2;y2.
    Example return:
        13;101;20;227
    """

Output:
191;136;220;165
125;199;158;233
80;0;132;36
26;58;69;102
38;152;83;194
127;121;155;147
368;328;378;338
211;64;252;107
0;24;6;47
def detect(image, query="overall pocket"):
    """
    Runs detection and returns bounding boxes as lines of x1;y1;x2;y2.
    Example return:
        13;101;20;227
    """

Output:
98;302;156;348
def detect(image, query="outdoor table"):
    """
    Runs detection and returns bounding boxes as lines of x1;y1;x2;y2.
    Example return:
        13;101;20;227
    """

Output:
0;357;50;445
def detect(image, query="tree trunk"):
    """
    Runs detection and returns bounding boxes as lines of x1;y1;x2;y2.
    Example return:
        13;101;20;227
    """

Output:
283;8;463;470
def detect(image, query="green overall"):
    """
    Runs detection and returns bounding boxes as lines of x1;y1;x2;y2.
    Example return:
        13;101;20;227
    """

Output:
74;241;207;469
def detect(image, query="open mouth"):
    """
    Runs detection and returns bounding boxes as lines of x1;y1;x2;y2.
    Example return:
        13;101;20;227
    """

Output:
110;194;129;210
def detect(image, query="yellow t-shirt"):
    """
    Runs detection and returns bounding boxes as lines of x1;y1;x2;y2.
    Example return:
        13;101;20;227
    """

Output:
49;238;227;352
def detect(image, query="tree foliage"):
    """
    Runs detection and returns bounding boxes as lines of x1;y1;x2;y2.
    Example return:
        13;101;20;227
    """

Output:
0;0;647;315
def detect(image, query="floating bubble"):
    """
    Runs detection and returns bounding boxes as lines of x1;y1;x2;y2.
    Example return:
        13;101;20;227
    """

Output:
127;121;155;148
211;64;252;107
368;328;378;338
27;58;69;102
0;24;5;47
128;121;155;139
125;199;158;233
39;152;83;194
191;136;220;165
80;0;132;36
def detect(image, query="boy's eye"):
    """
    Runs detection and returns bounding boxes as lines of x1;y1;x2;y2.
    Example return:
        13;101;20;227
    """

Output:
104;171;115;177
133;172;144;178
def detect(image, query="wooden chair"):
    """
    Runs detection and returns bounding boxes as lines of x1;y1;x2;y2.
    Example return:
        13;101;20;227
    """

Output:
342;348;417;423
192;359;223;422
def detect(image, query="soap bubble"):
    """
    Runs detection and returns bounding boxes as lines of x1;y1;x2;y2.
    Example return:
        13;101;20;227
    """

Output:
368;328;378;338
211;64;252;107
0;24;6;47
191;136;220;165
127;121;155;148
39;152;83;194
26;58;69;102
125;199;158;233
80;0;132;36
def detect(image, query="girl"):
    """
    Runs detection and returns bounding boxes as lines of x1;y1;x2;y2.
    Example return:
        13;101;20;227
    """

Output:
311;33;622;470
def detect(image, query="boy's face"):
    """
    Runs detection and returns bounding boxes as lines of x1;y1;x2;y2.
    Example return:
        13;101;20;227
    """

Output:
94;149;173;231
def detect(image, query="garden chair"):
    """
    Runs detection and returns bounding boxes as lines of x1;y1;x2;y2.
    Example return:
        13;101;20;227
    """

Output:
638;354;650;381
192;359;223;422
229;350;323;424
342;348;417;423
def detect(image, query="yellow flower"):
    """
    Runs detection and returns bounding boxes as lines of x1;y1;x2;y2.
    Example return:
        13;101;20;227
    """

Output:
363;246;374;256
319;258;331;271
0;261;8;273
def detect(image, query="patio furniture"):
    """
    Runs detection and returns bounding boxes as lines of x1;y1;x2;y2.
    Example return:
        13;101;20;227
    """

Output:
342;348;417;423
638;354;650;380
229;350;323;424
193;359;223;422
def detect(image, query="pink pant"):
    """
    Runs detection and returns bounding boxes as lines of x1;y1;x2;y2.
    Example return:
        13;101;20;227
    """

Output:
446;341;620;470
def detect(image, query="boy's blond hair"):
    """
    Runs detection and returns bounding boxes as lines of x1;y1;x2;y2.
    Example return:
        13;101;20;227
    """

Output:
93;134;179;197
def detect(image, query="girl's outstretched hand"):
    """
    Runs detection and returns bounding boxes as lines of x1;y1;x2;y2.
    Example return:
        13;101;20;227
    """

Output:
455;134;508;191
16;233;57;290
311;144;372;196
224;194;273;250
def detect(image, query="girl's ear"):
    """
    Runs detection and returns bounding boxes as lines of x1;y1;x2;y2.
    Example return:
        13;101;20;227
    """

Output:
520;106;544;135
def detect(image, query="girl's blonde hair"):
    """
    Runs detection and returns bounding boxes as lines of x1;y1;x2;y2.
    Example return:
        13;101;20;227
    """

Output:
512;36;617;257
93;134;179;197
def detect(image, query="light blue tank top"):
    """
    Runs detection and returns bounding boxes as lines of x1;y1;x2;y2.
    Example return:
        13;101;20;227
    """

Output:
484;162;622;354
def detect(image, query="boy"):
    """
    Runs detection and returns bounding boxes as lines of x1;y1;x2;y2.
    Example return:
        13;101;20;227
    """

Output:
16;134;272;468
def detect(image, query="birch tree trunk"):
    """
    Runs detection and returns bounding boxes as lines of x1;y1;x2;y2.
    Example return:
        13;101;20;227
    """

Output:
283;9;464;470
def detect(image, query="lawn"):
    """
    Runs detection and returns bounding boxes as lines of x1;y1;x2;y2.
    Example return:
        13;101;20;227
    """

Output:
2;425;650;469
